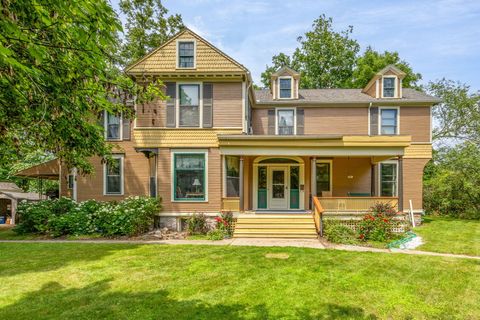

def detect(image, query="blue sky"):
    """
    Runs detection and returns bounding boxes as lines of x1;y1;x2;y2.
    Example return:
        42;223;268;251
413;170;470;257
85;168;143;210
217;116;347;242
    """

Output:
112;0;480;90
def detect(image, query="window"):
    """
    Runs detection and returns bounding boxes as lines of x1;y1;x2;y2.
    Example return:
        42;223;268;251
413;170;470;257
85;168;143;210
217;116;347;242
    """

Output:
277;109;295;135
316;162;331;196
106;113;121;140
279;78;292;98
174;153;206;201
179;84;200;127
380;108;399;135
178;41;195;68
383;77;396;98
380;162;397;196
67;174;74;190
225;156;240;197
104;156;123;195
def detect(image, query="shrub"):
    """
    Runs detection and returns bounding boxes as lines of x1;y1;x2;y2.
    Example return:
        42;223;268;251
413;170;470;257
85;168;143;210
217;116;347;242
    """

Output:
323;221;357;244
14;196;161;237
207;229;225;240
186;213;208;235
358;202;399;242
214;211;234;237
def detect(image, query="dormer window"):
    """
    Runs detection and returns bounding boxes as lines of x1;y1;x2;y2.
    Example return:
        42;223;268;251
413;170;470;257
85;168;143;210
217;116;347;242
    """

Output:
279;77;293;99
178;41;195;68
382;77;396;98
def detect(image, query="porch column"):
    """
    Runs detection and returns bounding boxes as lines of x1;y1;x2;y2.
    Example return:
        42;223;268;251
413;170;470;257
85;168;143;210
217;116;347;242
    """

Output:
239;156;244;212
310;157;317;209
11;199;17;225
398;157;404;212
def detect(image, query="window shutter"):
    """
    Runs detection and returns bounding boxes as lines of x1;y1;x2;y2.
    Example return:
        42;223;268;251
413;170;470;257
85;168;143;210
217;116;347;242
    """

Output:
296;109;304;135
166;82;176;127
267;109;275;135
98;111;105;128
122;119;131;140
203;83;213;128
370;107;378;135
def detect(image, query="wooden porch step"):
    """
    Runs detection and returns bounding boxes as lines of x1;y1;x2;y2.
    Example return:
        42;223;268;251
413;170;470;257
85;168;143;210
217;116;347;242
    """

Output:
234;214;318;239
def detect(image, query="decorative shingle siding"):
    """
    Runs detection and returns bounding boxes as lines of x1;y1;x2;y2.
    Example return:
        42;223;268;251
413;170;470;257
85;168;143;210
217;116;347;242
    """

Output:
133;129;242;148
127;30;246;74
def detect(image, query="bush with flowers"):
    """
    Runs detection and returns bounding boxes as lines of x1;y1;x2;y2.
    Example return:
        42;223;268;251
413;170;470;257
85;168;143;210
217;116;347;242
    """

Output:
14;196;161;237
207;211;234;240
357;202;400;242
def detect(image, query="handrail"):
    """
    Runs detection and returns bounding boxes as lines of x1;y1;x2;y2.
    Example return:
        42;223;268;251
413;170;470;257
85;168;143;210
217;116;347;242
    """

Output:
319;196;399;200
312;196;325;237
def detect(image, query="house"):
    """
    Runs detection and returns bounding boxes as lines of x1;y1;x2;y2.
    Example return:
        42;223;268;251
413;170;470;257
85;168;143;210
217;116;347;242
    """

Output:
0;182;44;224
17;28;440;237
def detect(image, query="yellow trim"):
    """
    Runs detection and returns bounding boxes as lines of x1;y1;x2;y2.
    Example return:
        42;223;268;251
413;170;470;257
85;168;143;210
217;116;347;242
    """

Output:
404;144;432;159
133;128;242;148
219;135;412;148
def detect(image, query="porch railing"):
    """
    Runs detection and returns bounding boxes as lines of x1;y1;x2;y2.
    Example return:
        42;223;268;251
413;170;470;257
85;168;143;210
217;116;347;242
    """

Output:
318;197;399;213
312;196;325;237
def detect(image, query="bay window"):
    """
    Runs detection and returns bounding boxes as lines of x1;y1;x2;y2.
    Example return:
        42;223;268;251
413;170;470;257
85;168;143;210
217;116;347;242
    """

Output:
179;84;200;127
173;153;206;201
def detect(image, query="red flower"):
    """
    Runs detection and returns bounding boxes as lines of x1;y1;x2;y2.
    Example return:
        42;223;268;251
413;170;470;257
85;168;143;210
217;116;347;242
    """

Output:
215;216;222;222
359;234;365;239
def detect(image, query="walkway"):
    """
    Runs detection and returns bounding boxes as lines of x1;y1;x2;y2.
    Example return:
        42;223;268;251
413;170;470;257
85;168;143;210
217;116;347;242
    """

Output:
1;238;478;260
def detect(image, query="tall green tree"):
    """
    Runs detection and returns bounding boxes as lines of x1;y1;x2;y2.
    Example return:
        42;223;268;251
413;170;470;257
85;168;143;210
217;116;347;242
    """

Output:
426;79;480;144
351;46;422;88
119;0;184;66
0;0;163;174
261;15;360;88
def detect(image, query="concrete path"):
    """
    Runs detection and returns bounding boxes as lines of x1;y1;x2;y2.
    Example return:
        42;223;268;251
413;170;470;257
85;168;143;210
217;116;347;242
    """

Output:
1;238;478;260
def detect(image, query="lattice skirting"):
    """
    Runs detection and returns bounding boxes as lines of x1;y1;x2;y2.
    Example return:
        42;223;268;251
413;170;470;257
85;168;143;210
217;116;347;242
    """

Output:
323;215;408;233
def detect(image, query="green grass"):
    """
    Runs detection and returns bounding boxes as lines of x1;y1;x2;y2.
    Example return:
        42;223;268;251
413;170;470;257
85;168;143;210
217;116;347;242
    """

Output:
0;227;40;240
415;216;480;256
0;243;479;319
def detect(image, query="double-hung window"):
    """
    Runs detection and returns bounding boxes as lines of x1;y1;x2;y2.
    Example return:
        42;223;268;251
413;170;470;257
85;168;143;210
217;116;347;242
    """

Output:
225;156;240;197
316;161;332;196
277;109;295;135
383;77;396;98
380;108;399;135
106;113;121;140
104;155;124;195
380;162;397;197
178;41;195;68
179;84;200;127
279;77;292;98
174;153;206;201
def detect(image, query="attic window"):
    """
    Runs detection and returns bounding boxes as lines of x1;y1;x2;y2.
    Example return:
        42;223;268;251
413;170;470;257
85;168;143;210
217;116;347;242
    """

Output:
279;77;292;99
383;77;396;98
178;41;195;68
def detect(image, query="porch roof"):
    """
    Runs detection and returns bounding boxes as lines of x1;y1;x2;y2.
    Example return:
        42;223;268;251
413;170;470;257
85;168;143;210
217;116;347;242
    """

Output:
15;159;59;180
218;135;411;156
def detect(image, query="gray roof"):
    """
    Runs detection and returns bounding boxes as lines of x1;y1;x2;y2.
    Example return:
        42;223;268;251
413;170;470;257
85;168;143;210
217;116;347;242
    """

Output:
0;182;23;192
0;191;43;201
254;88;441;105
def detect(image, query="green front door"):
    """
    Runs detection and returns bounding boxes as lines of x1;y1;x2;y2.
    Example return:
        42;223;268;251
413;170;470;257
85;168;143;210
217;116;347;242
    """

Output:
257;166;267;209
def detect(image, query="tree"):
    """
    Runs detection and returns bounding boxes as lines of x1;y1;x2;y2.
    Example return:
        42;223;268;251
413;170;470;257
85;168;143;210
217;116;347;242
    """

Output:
426;79;480;144
119;0;184;66
260;15;360;89
351;46;422;88
0;0;163;174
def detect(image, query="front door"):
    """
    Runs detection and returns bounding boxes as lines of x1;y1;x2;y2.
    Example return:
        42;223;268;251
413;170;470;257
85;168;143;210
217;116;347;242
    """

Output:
269;167;288;209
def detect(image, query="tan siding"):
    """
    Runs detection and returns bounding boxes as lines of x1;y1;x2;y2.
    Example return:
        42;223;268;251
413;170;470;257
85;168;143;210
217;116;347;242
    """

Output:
213;82;243;127
331;157;372;196
403;158;430;211
75;141;150;202
400;107;431;142
252;108;269;135
158;148;222;213
365;80;377;98
136;98;166;127
304;107;368;135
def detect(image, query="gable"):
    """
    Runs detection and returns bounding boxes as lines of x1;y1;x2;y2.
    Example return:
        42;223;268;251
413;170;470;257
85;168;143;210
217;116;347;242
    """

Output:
126;29;247;75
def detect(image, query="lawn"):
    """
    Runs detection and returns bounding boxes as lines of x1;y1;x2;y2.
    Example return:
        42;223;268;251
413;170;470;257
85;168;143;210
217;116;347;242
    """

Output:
0;243;478;319
415;216;480;256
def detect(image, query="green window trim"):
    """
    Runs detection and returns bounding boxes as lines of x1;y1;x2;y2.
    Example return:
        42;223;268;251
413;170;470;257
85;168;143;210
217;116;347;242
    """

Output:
173;152;207;202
